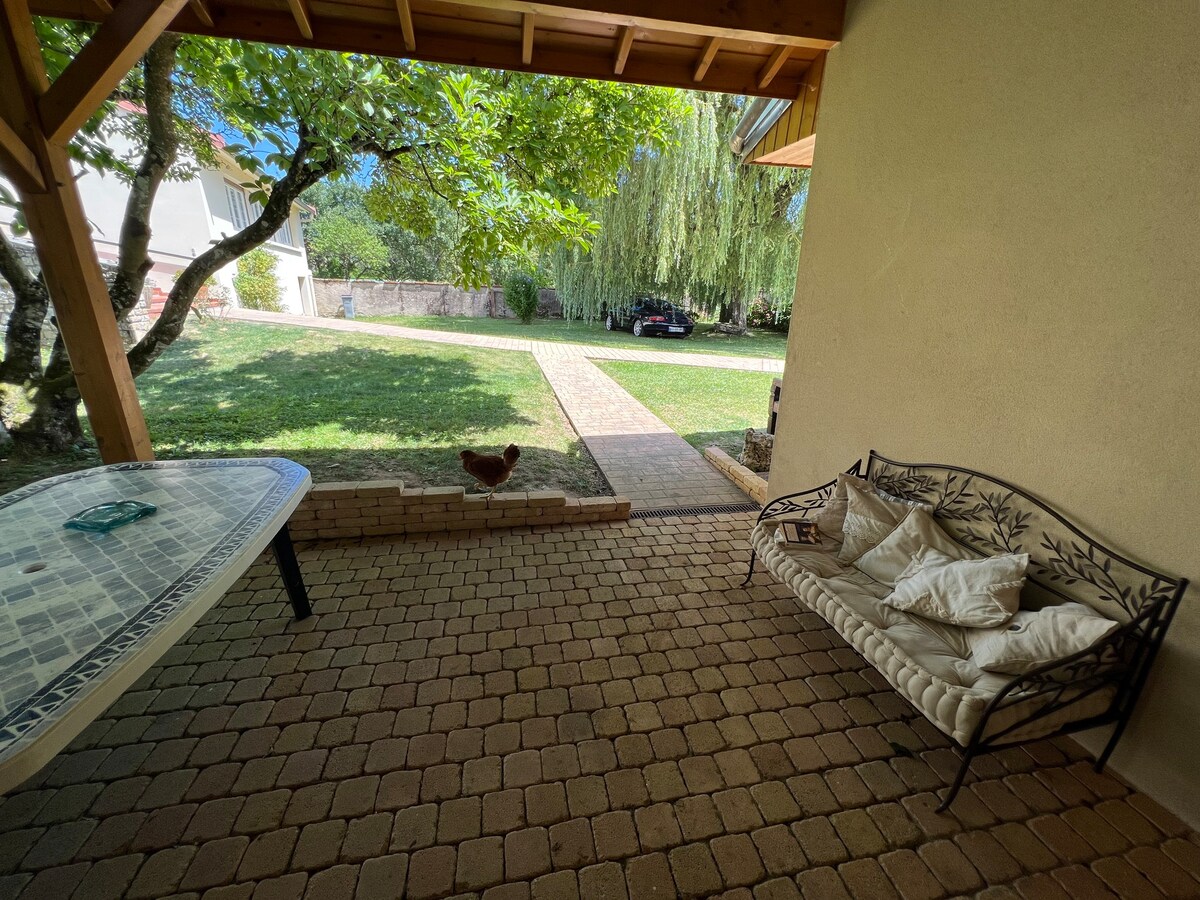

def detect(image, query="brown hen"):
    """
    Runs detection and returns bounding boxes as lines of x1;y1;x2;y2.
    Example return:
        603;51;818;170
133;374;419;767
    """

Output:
459;444;520;499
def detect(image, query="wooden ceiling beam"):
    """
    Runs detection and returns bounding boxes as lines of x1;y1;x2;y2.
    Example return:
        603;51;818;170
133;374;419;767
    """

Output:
424;0;842;50
38;0;188;145
189;0;213;26
756;44;791;90
396;0;416;51
284;0;313;39
521;12;534;65
692;35;720;83
0;112;44;192
613;24;633;75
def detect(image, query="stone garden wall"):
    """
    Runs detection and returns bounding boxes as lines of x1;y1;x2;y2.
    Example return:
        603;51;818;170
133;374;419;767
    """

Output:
0;240;152;348
312;278;561;319
288;481;631;542
704;447;769;504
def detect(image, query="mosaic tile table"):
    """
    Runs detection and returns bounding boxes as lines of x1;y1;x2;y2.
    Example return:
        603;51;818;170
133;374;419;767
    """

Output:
0;457;312;794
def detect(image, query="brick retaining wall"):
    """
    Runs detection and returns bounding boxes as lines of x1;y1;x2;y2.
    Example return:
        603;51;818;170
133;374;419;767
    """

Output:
704;447;769;504
289;481;631;542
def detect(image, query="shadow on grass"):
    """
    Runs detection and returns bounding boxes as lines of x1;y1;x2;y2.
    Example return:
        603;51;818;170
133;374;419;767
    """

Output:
138;345;537;445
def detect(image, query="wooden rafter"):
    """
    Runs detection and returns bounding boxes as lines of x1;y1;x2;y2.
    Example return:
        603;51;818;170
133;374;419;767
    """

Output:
284;0;313;39
756;44;791;90
521;12;534;65
38;0;188;144
692;35;720;83
0;113;44;192
189;0;213;26
613;25;633;75
429;0;841;49
396;0;415;52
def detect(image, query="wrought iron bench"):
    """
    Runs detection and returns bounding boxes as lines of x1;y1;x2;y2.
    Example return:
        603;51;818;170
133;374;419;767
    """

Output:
747;451;1186;809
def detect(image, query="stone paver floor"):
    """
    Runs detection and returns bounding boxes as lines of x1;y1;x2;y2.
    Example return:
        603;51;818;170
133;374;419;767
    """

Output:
534;353;749;511
2;513;1197;900
227;308;786;374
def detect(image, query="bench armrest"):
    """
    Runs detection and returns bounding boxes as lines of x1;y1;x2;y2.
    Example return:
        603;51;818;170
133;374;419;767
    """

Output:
757;459;862;525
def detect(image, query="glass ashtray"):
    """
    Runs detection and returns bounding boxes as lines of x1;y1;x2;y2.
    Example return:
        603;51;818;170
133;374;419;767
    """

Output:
63;500;158;533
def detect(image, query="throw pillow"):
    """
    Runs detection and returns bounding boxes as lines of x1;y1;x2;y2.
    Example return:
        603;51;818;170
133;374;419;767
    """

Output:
812;472;874;539
967;602;1119;675
853;507;973;585
883;546;1029;628
837;482;928;563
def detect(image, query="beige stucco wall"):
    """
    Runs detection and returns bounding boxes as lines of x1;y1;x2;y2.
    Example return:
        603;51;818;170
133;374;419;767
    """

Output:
771;0;1200;826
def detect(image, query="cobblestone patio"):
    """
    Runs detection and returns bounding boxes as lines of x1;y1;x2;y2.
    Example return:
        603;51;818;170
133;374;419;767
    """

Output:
0;513;1196;900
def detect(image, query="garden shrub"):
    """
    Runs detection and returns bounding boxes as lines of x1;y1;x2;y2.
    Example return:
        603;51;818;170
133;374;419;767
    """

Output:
503;271;540;325
233;248;284;312
746;294;791;331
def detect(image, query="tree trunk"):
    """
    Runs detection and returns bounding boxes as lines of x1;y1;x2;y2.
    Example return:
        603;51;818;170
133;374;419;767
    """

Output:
16;337;84;450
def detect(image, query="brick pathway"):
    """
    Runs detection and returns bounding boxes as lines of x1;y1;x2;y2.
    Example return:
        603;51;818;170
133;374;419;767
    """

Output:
534;353;749;511
227;308;786;373
1;513;1196;900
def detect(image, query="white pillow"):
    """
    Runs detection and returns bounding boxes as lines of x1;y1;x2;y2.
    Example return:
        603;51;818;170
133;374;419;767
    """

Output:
967;602;1119;674
883;546;1029;628
854;507;972;585
837;483;929;563
812;473;874;540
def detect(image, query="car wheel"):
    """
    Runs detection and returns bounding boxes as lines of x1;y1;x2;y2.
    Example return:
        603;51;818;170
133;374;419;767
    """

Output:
632;319;644;337
605;313;615;331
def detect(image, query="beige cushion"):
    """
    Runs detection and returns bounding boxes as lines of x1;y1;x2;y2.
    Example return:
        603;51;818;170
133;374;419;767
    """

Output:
967;602;1119;674
811;473;874;538
884;547;1029;628
854;507;973;585
837;482;926;562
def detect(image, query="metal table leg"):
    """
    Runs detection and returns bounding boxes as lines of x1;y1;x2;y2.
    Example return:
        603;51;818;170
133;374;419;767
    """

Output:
271;524;312;620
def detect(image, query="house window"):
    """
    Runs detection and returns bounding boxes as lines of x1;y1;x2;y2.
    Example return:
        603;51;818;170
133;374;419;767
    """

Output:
225;181;250;230
225;181;295;247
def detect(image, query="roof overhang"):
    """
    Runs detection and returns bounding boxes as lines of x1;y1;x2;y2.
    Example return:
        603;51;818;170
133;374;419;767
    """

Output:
729;53;825;168
28;0;845;100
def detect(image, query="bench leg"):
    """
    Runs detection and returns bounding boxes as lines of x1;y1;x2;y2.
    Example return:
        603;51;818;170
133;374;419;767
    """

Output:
272;524;312;620
743;550;758;586
937;746;975;812
1095;718;1130;773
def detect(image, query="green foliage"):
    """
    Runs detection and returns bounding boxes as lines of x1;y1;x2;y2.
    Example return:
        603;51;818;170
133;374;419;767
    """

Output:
306;210;389;280
304;180;459;281
746;293;791;331
177;45;681;288
233;249;283;312
553;93;809;323
502;271;541;325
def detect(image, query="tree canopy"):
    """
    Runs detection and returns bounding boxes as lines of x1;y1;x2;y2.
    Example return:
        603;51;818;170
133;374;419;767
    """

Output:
552;92;809;326
0;29;680;449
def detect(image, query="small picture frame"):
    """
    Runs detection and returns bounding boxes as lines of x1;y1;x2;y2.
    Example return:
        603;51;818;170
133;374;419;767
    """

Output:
780;520;822;545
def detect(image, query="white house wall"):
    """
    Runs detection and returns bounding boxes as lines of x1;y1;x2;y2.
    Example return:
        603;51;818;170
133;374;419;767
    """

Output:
1;128;314;317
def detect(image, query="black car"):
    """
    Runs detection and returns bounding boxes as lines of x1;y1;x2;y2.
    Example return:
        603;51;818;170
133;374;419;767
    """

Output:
604;298;695;338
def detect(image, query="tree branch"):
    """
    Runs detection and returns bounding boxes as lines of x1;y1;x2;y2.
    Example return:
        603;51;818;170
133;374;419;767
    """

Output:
0;229;50;385
109;33;183;318
126;133;333;377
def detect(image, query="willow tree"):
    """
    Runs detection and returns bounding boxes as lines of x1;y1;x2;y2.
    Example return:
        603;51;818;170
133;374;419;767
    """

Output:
553;92;809;329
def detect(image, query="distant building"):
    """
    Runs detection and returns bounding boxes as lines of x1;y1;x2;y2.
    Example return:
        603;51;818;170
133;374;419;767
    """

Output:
0;104;317;317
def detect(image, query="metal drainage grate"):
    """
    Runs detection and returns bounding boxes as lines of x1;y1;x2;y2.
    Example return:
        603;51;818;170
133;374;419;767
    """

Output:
630;502;761;519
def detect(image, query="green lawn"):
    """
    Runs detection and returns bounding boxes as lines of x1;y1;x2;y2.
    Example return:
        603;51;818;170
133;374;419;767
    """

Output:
0;320;607;496
363;314;790;359
596;361;777;458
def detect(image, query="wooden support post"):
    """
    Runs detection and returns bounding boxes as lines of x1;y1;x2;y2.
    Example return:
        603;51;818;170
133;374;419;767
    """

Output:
521;12;534;65
395;0;416;52
0;0;153;462
692;35;721;82
757;44;792;90
613;25;634;75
